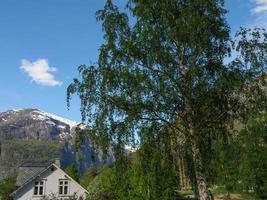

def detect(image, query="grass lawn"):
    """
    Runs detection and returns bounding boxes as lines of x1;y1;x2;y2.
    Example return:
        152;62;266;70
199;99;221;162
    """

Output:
177;186;257;200
212;186;257;200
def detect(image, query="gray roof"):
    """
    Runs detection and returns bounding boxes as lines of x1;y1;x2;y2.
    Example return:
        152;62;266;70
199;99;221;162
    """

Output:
16;162;51;187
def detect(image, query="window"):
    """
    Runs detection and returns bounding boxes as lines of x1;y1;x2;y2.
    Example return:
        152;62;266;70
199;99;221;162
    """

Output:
33;181;44;196
59;180;69;195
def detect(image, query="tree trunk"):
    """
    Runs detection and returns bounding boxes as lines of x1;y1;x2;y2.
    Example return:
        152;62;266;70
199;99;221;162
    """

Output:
178;157;184;189
192;143;214;200
227;191;231;200
178;49;213;200
178;156;191;190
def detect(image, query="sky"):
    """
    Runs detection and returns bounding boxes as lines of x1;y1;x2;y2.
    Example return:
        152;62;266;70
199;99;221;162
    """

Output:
0;0;267;122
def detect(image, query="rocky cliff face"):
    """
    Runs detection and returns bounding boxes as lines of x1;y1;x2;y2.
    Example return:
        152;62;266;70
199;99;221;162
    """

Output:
0;108;78;140
0;108;113;179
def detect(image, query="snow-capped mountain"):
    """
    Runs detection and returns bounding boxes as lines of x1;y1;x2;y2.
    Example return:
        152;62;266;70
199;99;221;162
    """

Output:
0;108;79;140
0;108;114;179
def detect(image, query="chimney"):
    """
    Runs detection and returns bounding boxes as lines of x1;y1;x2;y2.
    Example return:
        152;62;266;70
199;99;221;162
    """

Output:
54;158;61;168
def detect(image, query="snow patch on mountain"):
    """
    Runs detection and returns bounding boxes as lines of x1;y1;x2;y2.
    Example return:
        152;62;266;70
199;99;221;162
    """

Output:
32;113;48;121
58;125;67;129
1;118;7;122
12;109;24;112
46;120;56;126
33;110;78;129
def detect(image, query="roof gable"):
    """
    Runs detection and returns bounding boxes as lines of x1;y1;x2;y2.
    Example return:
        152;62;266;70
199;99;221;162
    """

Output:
55;165;89;194
12;164;88;197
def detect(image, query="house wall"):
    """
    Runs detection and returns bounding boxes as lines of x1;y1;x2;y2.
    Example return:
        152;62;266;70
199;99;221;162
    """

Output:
13;166;87;200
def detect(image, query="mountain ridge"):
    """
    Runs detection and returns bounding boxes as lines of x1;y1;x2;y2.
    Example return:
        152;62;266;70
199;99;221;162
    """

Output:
0;108;81;141
0;108;113;179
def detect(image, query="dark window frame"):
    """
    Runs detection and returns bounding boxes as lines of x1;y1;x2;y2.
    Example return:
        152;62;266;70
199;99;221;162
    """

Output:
33;180;45;196
58;179;69;196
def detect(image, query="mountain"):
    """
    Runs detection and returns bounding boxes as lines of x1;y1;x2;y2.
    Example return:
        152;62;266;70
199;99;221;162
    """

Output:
0;108;113;179
0;108;79;140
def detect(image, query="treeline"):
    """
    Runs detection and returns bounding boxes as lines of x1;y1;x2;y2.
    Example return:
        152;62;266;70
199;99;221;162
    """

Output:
0;139;61;168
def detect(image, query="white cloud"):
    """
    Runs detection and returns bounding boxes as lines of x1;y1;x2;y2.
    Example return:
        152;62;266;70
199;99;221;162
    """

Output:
20;59;62;86
252;0;267;14
247;0;267;28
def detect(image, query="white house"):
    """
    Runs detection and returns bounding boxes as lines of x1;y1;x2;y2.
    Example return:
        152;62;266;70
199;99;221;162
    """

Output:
11;162;88;200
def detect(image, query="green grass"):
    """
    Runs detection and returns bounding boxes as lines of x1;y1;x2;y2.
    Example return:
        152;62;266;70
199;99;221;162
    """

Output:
211;185;257;200
176;186;257;200
178;189;194;196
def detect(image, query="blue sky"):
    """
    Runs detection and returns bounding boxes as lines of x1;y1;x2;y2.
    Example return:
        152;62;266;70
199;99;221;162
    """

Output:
0;0;267;122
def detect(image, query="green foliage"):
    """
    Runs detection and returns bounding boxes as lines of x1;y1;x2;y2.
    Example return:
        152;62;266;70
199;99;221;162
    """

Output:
68;0;267;199
80;167;98;188
208;135;242;195
65;164;81;183
86;165;117;200
238;110;267;198
81;145;179;200
67;0;233;152
133;127;179;200
0;176;16;200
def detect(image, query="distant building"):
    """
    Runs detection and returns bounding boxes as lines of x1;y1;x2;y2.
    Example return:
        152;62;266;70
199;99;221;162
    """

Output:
11;161;88;200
